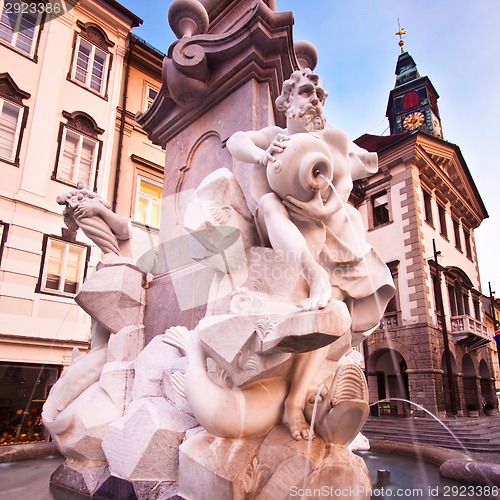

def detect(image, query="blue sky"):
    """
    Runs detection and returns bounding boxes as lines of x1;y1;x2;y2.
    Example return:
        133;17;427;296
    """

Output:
120;0;500;294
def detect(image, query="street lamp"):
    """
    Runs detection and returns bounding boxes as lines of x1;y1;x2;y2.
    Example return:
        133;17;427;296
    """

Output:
432;239;458;417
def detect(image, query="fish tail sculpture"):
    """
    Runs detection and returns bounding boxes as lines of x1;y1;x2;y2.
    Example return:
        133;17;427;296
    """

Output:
163;326;290;439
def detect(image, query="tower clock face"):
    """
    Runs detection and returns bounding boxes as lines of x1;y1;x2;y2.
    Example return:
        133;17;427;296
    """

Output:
403;111;425;131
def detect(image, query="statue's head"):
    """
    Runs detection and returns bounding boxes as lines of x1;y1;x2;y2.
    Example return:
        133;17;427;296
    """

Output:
276;68;328;132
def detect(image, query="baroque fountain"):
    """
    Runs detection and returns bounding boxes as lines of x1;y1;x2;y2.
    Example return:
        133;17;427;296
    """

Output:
42;0;401;498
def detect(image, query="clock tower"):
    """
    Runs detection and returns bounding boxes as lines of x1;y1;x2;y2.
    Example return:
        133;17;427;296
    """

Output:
386;28;443;138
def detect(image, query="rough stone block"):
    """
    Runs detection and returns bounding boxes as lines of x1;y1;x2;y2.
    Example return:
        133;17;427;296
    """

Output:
99;361;135;413
50;461;110;498
196;299;350;386
102;397;197;481
107;325;145;362
53;383;121;463
257;427;370;499
132;335;183;400
75;263;145;334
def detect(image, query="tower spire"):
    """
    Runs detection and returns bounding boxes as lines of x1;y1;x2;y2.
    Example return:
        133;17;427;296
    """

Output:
395;19;406;54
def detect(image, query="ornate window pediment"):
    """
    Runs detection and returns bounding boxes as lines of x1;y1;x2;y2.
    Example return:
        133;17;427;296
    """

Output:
52;111;103;190
69;22;113;97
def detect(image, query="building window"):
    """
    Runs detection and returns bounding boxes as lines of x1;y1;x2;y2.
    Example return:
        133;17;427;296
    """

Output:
423;190;433;225
37;236;89;296
134;178;162;228
0;98;23;161
453;219;462;251
52;111;103;189
403;91;419;110
448;283;457;317
463;229;473;260
145;85;159;111
473;298;481;321
438;204;447;238
372;191;390;227
0;0;41;57
70;22;113;97
0;73;30;165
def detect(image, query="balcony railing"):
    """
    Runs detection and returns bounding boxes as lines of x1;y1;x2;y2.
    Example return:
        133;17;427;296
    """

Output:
380;311;399;330
450;314;489;342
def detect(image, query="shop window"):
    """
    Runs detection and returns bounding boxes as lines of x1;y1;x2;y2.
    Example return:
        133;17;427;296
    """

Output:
0;0;42;57
0;73;30;165
134;177;162;229
69;22;113;97
438;204;447;238
423;189;433;226
0;362;60;445
371;191;390;227
52;111;103;189
36;235;89;296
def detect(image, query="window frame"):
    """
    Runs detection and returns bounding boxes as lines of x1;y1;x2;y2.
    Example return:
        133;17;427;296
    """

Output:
36;234;90;297
463;228;473;260
52;111;103;190
438;203;448;239
0;97;23;162
144;84;159;112
371;190;391;228
134;176;162;229
68;22;114;98
422;189;433;226
0;73;30;166
0;0;43;59
453;218;462;251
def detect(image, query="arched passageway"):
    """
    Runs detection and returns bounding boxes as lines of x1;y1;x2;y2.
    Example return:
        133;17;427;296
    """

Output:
479;360;497;410
462;354;478;409
368;348;409;416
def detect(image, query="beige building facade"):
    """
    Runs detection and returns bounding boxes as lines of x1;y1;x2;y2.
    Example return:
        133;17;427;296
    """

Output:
0;0;141;444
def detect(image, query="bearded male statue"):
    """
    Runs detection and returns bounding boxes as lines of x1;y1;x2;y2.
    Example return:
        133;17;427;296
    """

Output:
226;68;395;439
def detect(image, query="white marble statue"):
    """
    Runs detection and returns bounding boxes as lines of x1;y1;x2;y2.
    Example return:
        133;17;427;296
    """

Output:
56;183;153;268
226;68;395;439
56;183;154;349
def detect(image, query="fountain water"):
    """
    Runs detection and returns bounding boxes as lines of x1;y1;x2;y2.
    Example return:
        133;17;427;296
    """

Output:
370;398;469;454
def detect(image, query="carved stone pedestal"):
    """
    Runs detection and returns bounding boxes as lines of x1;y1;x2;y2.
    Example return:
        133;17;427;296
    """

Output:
177;426;371;500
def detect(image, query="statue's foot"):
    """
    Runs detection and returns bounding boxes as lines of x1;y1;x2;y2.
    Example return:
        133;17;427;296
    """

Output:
282;404;311;440
299;267;331;311
316;363;370;446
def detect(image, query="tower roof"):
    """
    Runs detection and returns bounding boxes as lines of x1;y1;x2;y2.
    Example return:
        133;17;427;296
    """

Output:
394;51;420;87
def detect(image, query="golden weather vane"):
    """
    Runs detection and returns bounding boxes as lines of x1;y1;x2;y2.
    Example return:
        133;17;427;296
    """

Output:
395;19;406;53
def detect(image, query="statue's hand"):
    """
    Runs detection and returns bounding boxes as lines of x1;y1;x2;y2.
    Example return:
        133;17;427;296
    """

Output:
72;201;105;220
283;191;333;221
259;133;290;167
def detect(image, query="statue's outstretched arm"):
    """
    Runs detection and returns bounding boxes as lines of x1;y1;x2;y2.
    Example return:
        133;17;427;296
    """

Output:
73;203;131;242
227;127;283;165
